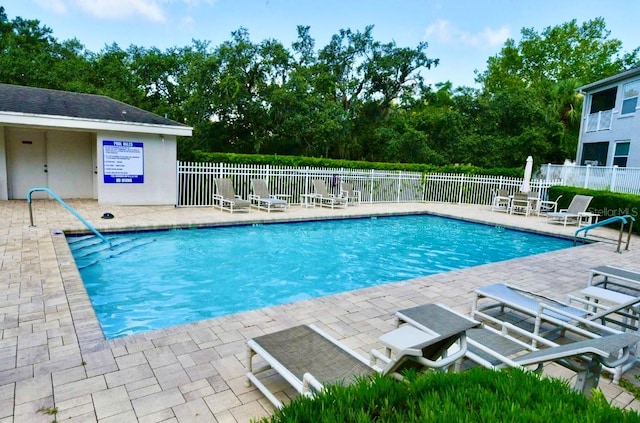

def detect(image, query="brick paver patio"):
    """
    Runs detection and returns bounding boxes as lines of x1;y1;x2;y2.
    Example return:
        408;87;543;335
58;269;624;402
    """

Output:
1;199;639;422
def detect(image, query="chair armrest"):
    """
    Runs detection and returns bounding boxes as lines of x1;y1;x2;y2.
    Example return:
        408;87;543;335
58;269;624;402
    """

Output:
369;348;390;367
566;294;609;312
410;336;469;370
301;372;323;396
213;194;229;203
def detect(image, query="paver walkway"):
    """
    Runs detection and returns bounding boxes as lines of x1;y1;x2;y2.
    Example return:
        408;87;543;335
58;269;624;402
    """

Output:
1;199;639;422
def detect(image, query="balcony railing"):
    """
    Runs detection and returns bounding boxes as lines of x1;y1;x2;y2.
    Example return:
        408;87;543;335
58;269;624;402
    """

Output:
586;109;613;132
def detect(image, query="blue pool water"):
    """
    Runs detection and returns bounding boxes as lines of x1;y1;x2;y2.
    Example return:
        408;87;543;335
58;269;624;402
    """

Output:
69;215;573;338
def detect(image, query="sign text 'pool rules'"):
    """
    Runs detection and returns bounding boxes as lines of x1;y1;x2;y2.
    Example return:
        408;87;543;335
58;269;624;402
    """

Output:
102;140;144;184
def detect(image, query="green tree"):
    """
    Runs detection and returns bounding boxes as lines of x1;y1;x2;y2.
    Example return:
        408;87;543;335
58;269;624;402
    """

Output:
0;6;91;90
475;17;639;165
128;45;191;123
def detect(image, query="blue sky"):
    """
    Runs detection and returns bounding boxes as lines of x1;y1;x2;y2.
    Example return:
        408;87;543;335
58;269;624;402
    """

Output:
5;0;640;88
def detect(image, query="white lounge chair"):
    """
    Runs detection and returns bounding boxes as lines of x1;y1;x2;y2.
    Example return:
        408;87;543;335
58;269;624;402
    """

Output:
509;192;532;216
463;326;639;396
397;303;640;393
546;194;593;226
249;179;288;212
340;182;361;205
246;320;475;408
213;178;251;213
588;265;640;292
470;282;640;382
471;283;591;332
311;179;347;209
471;282;640;332
491;189;510;212
538;194;563;216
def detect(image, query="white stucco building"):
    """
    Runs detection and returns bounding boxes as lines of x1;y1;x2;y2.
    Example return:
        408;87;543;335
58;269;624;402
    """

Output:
0;83;192;205
576;67;640;167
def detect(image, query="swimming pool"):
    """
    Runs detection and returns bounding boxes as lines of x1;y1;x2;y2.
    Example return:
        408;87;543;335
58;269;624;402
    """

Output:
69;214;573;338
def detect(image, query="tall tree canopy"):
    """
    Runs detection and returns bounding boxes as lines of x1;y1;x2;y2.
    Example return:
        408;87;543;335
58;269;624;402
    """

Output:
474;18;639;166
1;6;639;168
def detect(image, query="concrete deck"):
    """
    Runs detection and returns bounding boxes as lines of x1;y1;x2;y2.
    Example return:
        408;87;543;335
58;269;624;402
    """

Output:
1;200;639;422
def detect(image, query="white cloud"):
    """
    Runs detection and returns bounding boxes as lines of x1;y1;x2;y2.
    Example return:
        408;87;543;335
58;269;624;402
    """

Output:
33;0;217;23
181;15;196;30
182;0;217;6
35;0;69;14
74;0;167;22
425;19;510;49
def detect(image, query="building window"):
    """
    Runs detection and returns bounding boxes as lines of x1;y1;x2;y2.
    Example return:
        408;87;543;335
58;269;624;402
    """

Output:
589;87;616;113
581;142;609;166
613;141;630;167
621;80;640;115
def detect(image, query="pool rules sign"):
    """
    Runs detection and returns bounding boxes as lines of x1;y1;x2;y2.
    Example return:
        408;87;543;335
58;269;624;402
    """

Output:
102;140;144;184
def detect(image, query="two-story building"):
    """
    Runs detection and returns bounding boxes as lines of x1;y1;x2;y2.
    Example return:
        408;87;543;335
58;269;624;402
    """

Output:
576;66;640;167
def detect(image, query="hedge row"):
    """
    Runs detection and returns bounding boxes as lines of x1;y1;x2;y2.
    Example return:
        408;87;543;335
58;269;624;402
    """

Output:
191;151;524;177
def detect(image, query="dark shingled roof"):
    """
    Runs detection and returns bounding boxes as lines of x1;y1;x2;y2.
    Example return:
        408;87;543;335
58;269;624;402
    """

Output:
0;83;186;127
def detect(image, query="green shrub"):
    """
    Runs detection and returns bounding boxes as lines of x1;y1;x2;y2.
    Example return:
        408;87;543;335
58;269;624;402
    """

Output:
190;151;523;177
257;368;640;423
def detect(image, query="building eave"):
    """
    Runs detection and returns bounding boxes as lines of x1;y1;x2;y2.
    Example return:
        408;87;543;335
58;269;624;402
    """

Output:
0;111;193;137
578;67;640;93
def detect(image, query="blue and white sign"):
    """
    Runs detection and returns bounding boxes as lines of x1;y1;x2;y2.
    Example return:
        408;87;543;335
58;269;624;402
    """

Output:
103;140;144;184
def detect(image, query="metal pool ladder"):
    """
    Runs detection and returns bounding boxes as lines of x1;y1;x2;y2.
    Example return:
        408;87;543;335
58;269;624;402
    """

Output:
26;187;110;244
574;215;635;253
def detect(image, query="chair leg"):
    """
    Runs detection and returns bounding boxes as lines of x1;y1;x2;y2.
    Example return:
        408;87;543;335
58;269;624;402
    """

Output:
573;361;602;398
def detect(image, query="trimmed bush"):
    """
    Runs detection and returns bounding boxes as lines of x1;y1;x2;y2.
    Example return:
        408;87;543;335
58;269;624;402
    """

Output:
257;368;640;423
190;151;524;177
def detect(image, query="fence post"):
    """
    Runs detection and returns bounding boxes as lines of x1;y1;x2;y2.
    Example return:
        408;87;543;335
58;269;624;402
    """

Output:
584;164;591;188
545;163;550;182
560;163;569;186
176;161;180;206
457;174;464;204
422;173;427;202
397;171;401;203
305;166;310;195
610;165;618;191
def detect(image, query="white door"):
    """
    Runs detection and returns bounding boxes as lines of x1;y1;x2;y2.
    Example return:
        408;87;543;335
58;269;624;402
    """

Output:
92;138;98;199
7;129;48;199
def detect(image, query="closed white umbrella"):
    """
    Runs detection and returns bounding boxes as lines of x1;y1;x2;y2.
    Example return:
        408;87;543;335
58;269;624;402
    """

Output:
521;156;533;193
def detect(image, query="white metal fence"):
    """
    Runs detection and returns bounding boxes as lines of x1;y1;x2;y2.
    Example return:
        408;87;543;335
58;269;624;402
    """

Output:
542;164;640;195
423;174;557;205
176;162;559;207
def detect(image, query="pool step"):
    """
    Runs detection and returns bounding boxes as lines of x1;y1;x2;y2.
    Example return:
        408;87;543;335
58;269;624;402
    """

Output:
73;238;157;270
70;237;132;259
67;235;103;250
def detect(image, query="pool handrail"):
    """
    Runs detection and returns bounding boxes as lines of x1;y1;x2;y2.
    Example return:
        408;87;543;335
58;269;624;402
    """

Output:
574;214;635;253
27;187;110;244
